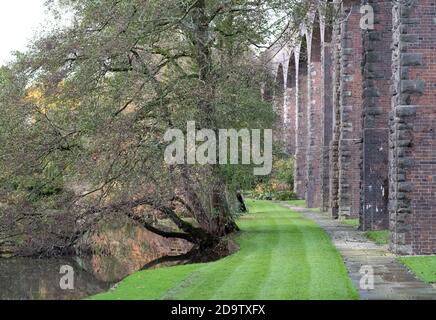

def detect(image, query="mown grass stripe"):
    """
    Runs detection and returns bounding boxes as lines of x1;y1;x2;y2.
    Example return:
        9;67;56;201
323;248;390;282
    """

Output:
208;213;279;300
89;200;359;300
257;212;310;299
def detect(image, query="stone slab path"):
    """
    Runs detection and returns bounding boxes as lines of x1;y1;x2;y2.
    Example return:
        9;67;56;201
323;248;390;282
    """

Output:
281;203;436;300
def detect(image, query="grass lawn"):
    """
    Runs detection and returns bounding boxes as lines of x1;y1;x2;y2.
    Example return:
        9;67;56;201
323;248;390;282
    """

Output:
337;220;389;245
365;230;389;245
287;199;306;207
341;219;359;228
399;256;436;283
287;200;321;213
90;200;358;300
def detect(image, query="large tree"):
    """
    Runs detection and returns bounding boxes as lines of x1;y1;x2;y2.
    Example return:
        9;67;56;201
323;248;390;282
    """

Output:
0;0;317;261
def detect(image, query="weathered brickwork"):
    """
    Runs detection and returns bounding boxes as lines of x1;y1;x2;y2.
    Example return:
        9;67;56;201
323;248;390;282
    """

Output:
295;41;309;199
390;0;436;255
321;26;334;212
269;0;436;255
360;0;392;230
306;21;324;208
329;0;342;218
338;0;363;219
273;64;285;144
286;55;298;155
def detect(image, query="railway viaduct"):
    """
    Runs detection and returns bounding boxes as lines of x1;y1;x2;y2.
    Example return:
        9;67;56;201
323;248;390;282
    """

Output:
267;0;436;255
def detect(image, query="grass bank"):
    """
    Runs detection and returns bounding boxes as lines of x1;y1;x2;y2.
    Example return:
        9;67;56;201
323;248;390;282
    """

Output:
90;200;358;300
399;256;436;284
341;219;359;228
338;219;389;245
366;230;389;245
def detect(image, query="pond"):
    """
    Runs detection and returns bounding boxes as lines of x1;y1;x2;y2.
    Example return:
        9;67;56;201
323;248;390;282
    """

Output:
0;218;192;300
0;257;114;300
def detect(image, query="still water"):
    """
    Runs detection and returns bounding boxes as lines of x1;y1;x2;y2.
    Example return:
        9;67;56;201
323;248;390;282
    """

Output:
0;257;113;300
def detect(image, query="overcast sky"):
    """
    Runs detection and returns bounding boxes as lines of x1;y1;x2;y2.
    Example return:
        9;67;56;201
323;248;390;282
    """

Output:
0;0;47;65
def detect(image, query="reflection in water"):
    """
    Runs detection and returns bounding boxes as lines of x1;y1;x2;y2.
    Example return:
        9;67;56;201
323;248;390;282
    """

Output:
0;220;192;300
0;258;112;300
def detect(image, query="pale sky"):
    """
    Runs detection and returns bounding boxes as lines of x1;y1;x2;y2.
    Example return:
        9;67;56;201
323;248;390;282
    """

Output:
0;0;47;65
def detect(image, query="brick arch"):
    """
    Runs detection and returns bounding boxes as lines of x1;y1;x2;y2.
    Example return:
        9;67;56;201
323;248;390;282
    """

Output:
324;24;333;45
275;63;285;97
310;15;322;63
323;0;335;44
262;84;273;103
287;53;297;90
299;36;308;68
305;14;323;208
295;36;309;199
320;2;335;212
274;63;286;143
265;0;436;256
286;52;297;155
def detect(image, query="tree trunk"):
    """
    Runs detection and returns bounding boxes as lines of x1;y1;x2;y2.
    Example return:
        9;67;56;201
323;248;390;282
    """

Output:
188;0;239;239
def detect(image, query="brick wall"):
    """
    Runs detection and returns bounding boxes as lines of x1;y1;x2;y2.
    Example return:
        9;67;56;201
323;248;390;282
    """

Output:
329;1;342;219
270;0;436;255
286;54;298;156
307;22;324;208
360;0;392;230
321;33;334;212
390;0;436;255
273;64;285;144
295;41;309;199
338;0;363;219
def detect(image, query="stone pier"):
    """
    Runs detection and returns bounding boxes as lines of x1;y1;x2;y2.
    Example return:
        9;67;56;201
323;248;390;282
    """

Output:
268;0;436;255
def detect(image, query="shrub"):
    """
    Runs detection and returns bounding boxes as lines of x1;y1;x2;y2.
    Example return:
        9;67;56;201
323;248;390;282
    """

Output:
273;159;294;186
252;183;297;201
250;158;296;200
274;191;298;201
